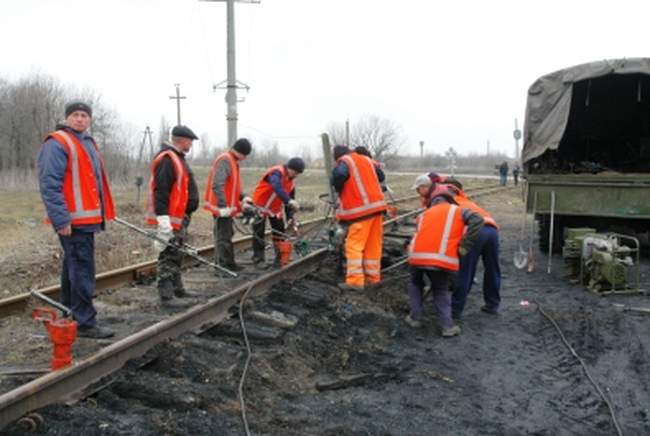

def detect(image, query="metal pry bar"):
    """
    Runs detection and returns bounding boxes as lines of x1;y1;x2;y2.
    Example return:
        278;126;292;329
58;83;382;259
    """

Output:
30;290;73;318
113;217;238;278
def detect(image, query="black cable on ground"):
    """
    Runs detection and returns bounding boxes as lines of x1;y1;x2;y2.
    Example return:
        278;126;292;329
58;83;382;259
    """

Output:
534;300;624;436
237;284;255;436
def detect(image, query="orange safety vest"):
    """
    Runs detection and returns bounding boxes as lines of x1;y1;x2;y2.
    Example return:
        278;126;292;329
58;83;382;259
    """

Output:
144;149;190;230
336;152;386;221
204;151;242;216
452;189;498;229
252;165;295;217
44;130;115;226
408;202;465;271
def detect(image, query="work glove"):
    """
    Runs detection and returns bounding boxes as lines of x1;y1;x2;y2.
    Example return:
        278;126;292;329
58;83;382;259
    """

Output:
242;201;256;213
458;245;469;257
287;218;301;235
242;196;253;205
218;207;235;218
154;215;174;252
287;199;300;211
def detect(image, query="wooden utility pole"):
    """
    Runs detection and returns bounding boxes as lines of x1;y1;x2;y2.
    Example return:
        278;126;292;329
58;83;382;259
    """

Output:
169;84;186;125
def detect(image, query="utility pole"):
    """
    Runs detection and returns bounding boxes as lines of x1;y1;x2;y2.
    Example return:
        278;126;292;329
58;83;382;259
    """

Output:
419;140;424;159
345;119;350;147
169;84;186;125
513;118;522;162
487;140;490;156
145;125;155;157
202;0;256;148
135;125;154;206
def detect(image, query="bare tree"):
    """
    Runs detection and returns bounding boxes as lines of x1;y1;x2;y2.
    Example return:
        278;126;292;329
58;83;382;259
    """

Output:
0;72;138;187
326;121;347;146
351;114;405;160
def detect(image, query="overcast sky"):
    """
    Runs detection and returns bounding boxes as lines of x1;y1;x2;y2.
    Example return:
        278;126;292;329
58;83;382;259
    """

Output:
1;0;648;158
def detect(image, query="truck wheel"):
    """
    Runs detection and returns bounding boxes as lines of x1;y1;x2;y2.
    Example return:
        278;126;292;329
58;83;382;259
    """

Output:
537;214;564;254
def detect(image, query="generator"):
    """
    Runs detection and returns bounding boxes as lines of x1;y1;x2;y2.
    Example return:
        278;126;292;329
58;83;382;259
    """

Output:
563;229;641;294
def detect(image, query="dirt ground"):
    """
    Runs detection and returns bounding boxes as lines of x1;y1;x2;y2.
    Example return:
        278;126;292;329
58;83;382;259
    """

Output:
3;186;650;435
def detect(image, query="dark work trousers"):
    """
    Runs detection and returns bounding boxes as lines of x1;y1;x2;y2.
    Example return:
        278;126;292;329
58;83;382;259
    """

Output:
157;216;190;299
452;225;501;316
58;231;97;328
214;216;235;267
252;215;285;263
407;267;453;329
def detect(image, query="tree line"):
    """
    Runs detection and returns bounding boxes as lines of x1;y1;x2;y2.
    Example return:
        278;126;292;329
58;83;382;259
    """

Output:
0;72;137;187
0;72;515;190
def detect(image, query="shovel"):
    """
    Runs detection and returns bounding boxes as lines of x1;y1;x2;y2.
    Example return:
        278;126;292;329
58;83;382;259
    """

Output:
526;192;538;273
514;182;529;270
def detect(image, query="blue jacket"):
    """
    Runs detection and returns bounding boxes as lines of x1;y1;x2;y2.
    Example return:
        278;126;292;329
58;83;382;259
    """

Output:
37;127;104;232
266;167;295;219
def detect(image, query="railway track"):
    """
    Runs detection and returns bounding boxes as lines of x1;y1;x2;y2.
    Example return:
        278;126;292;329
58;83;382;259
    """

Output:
0;184;509;430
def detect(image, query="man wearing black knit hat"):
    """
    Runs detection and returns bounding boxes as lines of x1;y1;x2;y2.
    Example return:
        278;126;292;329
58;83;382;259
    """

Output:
248;157;306;269
204;138;253;272
37;101;116;339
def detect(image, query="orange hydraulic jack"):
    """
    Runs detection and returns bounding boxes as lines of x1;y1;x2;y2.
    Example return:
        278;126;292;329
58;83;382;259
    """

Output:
32;308;77;370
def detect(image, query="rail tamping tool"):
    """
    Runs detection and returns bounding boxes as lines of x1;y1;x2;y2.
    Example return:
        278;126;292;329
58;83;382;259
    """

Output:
30;290;77;370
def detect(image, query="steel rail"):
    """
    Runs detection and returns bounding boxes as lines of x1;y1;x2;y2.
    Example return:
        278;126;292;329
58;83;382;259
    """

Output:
0;184;505;429
0;186;502;318
0;248;327;429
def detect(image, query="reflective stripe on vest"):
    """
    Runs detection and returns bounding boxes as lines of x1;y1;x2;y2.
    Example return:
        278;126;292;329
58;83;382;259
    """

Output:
409;204;461;269
54;132;101;220
144;149;189;230
46;130;115;225
203;152;241;216
252;165;294;217
336;153;386;220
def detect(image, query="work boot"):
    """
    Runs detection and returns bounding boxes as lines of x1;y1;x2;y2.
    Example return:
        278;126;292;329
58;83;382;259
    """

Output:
337;282;364;292
78;325;115;339
480;305;499;315
161;297;193;309
172;275;199;298
441;325;461;338
404;314;423;328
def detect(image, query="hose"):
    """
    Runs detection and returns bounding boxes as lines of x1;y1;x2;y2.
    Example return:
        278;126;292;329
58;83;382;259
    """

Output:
535;300;623;436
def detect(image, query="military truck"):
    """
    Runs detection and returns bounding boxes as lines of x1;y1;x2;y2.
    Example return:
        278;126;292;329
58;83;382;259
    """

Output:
522;58;650;252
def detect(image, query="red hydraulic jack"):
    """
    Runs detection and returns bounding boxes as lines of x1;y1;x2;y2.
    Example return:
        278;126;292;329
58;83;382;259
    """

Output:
32;308;77;370
30;290;77;370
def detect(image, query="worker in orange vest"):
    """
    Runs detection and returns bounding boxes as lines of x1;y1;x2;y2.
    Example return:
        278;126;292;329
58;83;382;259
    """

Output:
249;157;305;269
408;175;484;336
145;125;200;308
331;145;386;291
204;139;252;272
442;182;502;318
37;102;116;339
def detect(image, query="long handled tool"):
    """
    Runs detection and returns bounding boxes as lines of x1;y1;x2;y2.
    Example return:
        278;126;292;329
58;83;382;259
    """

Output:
527;191;538;273
547;190;556;274
31;290;73;318
514;182;529;270
113;217;238;278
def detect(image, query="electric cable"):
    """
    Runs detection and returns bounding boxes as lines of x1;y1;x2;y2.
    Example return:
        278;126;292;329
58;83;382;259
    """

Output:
237;283;255;436
534;300;624;436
